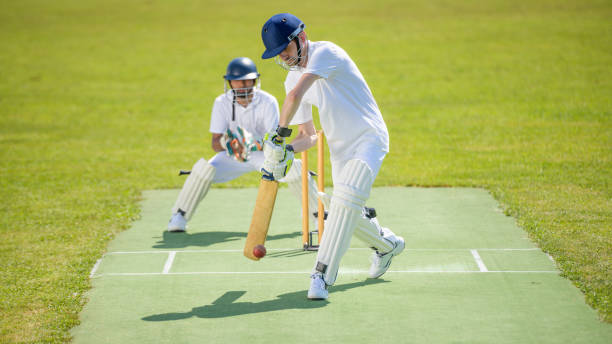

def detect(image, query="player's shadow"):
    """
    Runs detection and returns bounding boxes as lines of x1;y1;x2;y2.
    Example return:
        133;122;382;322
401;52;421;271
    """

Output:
153;230;302;249
141;279;388;321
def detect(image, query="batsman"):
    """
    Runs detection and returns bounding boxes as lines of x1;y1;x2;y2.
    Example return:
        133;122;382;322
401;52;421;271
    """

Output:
260;13;405;300
168;57;323;233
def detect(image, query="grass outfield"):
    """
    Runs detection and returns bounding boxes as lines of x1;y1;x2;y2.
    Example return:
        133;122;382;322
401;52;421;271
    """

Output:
0;0;610;342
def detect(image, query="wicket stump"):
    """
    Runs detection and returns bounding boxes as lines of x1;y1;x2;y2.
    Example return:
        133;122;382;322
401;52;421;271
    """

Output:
302;131;326;250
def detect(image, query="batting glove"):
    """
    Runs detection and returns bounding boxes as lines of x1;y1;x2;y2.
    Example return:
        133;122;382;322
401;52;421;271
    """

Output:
261;132;294;180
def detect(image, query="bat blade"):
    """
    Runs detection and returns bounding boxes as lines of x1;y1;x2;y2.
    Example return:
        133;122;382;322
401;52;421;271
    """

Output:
244;178;279;260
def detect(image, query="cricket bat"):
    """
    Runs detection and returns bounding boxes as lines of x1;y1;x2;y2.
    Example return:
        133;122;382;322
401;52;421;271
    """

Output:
244;176;279;260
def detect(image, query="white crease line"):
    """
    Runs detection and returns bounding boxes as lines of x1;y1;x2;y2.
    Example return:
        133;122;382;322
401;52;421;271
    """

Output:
102;271;310;276
471;249;489;272
389;270;558;273
106;248;308;254
90;258;102;278
162;251;176;274
105;248;541;255
475;248;539;251
92;270;559;277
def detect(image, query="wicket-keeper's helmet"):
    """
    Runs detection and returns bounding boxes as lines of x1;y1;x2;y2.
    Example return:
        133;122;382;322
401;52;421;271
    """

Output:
261;13;305;59
224;57;260;81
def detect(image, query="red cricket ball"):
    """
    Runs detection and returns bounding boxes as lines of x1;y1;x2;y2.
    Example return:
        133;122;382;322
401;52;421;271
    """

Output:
253;244;267;258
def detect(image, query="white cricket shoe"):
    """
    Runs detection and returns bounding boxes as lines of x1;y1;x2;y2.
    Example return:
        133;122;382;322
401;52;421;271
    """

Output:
167;212;186;232
369;233;405;278
307;273;329;300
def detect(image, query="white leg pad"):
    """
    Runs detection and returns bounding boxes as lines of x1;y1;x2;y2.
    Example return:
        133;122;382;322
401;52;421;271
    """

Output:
283;159;321;223
354;215;394;253
313;159;373;285
172;158;216;221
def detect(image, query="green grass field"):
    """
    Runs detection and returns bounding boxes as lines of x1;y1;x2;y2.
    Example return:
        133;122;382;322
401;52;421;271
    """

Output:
0;0;610;342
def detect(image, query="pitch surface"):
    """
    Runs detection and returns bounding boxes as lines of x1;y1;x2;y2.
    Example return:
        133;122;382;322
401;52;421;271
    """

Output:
72;187;612;343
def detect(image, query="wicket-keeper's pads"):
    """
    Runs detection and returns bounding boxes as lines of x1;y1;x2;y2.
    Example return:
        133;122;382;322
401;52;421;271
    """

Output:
353;207;394;253
314;159;373;285
317;191;331;209
172;158;216;221
282;159;321;224
262;132;294;180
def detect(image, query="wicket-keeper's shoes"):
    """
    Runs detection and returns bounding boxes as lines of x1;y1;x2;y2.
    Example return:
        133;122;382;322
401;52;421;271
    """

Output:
167;212;187;232
369;234;405;278
307;273;329;300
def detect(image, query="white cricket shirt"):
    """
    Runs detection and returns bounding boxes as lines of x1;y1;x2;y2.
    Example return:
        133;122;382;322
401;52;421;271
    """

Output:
285;41;389;159
209;90;279;140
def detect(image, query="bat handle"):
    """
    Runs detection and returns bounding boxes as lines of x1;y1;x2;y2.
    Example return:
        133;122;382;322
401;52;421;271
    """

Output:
179;170;191;176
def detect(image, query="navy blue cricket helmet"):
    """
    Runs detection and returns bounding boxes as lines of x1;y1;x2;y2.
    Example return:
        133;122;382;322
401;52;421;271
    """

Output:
224;57;260;81
261;13;305;59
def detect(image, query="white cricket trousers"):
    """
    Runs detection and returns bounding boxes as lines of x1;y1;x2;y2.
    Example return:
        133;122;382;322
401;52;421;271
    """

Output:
208;151;265;183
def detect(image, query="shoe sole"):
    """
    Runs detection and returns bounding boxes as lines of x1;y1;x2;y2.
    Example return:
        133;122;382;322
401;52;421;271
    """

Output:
307;294;328;300
167;228;186;232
